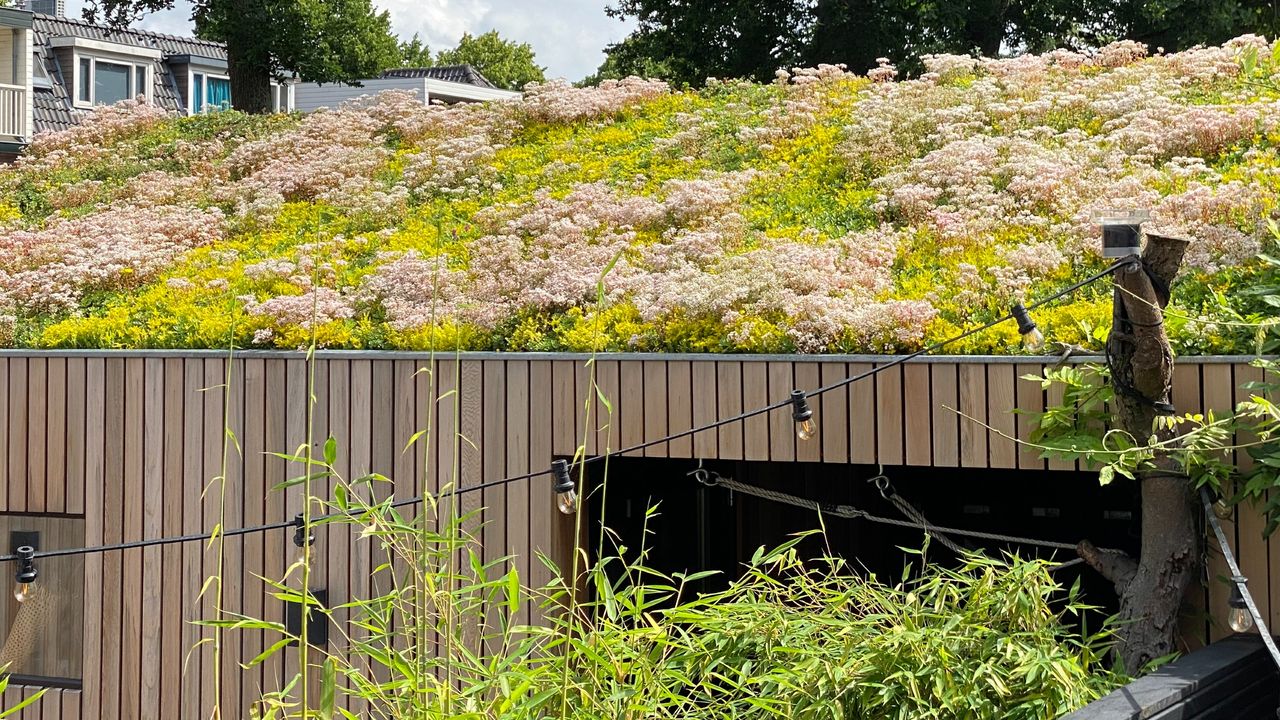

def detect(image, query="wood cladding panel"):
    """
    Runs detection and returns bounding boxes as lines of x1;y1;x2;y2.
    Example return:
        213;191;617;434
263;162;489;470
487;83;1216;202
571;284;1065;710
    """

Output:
0;353;1266;717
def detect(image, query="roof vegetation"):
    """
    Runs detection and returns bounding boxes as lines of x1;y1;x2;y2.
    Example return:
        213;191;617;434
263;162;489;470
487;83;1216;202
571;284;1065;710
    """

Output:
1;37;1277;353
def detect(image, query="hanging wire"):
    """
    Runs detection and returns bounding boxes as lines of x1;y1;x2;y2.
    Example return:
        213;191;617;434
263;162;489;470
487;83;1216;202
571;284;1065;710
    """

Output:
1199;487;1280;671
0;260;1124;564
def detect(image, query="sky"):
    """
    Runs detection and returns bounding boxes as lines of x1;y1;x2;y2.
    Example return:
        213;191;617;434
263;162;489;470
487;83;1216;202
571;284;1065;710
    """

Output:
62;0;638;81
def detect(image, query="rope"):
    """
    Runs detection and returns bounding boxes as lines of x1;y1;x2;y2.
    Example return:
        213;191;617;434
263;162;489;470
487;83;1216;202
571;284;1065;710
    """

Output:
715;477;1098;562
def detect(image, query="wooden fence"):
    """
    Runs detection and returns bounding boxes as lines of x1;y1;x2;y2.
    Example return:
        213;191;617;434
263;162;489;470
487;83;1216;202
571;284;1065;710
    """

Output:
0;351;1274;718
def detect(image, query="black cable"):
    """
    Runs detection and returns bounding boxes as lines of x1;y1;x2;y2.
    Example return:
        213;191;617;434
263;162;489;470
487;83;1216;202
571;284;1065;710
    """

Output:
0;261;1122;563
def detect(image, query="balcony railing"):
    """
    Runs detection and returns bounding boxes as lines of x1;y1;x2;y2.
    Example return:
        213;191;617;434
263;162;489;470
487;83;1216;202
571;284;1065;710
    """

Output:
0;82;26;139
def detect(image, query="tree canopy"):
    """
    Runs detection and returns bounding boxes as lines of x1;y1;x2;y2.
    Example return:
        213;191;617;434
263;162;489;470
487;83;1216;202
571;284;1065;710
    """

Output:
84;0;402;113
599;0;1280;84
435;30;547;90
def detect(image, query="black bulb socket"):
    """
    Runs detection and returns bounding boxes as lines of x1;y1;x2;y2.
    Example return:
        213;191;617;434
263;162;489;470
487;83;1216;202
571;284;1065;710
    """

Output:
1228;575;1248;609
292;513;315;548
15;546;36;584
790;390;813;423
1010;303;1038;336
552;459;575;494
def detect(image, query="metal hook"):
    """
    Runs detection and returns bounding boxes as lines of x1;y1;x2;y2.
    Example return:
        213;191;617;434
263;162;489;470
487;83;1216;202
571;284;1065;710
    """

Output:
687;459;720;487
867;468;892;499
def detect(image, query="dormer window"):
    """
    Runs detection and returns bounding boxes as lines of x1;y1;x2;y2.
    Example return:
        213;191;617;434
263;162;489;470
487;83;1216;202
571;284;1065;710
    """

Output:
75;57;150;106
191;71;231;112
50;36;160;108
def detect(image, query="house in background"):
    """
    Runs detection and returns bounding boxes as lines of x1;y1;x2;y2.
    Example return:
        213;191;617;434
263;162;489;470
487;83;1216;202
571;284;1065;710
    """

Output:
291;66;520;112
0;0;515;161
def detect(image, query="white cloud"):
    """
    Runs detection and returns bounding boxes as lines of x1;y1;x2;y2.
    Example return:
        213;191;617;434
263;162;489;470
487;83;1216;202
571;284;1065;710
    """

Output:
63;0;636;81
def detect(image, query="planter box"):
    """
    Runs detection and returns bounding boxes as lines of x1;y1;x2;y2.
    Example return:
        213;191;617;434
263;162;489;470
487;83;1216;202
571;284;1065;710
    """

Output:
1060;635;1279;719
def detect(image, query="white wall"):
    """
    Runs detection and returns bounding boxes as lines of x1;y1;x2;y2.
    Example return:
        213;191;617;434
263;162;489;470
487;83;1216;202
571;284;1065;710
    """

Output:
291;77;426;113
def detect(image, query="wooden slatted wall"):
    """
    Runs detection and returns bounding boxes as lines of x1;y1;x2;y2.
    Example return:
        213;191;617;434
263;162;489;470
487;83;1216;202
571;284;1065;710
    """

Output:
0;352;1273;718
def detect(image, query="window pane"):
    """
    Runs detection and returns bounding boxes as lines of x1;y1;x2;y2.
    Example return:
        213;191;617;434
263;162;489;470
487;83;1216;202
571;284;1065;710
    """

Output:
0;515;85;684
94;61;130;105
193;72;205;112
77;57;90;102
135;66;147;98
207;77;231;111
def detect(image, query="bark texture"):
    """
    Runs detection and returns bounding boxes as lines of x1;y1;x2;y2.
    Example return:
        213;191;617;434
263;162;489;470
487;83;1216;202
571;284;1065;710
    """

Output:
1080;234;1199;673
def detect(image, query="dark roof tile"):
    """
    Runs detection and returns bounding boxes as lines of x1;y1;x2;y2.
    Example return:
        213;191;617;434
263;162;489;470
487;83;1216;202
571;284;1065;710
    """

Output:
379;65;498;89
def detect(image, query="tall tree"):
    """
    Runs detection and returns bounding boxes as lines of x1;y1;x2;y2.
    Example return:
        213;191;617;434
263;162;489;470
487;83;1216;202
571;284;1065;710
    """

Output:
435;30;546;90
83;0;402;113
1117;0;1280;50
399;33;433;67
605;0;809;85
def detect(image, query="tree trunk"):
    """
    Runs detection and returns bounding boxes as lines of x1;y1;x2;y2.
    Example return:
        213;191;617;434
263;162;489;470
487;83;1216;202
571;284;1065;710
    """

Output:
223;0;274;114
228;50;273;114
1079;234;1198;673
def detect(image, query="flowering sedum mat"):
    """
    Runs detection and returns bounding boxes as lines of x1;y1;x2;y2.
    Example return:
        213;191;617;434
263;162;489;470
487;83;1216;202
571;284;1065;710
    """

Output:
2;38;1278;353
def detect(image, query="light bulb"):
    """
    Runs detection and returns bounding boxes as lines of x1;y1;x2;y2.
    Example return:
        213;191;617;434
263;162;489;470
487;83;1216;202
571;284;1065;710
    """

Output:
1228;605;1254;633
556;488;578;515
1021;327;1045;353
13;582;32;603
1213;498;1233;519
1010;303;1045;353
796;417;817;441
789;390;816;441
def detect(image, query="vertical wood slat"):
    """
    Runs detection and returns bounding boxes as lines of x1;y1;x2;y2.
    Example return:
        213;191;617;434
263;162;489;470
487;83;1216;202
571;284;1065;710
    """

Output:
903;364;931;467
643;362;668;458
527;361;557;612
875;365;902;466
716;362;743;461
691;362;717;458
1232;363;1270;633
986;365;1017;469
618;361;643;457
666;361;692;459
819;363;848;465
482;360;507;652
9;357;27;512
139;358;163;718
595;360;620;455
100;358;124;720
505;361;532;627
931;364;958;468
957;364;986;468
848;363;876;465
1043;370;1076;472
742;363;769;462
766;362;793;463
1201;363;1235;642
46;358;66;514
242;359;267;712
794;364;822;464
1015;363;1046;471
26;358;46;514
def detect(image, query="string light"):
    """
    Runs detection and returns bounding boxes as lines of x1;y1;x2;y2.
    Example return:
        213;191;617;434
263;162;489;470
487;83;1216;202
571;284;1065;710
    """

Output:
1010;303;1045;353
789;390;816;441
1228;576;1254;633
552;459;578;515
13;546;36;603
292;513;315;565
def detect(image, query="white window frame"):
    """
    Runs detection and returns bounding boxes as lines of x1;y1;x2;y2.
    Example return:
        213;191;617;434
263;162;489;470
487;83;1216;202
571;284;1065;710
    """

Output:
187;68;231;114
50;38;160;109
70;53;152;108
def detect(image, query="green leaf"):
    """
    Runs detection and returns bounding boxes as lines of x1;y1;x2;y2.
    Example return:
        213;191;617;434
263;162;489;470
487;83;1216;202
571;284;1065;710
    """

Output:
320;657;336;719
323;436;337;466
